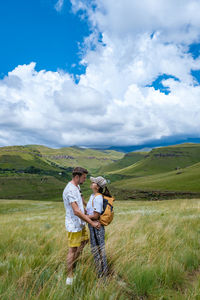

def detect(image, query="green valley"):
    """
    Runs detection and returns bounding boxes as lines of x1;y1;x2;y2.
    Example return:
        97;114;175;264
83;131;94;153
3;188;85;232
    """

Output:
1;143;200;201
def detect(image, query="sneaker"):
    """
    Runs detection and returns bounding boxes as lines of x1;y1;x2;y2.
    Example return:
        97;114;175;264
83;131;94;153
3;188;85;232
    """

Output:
66;277;74;285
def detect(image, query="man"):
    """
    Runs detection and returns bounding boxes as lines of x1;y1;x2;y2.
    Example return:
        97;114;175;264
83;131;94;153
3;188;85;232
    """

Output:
63;167;100;285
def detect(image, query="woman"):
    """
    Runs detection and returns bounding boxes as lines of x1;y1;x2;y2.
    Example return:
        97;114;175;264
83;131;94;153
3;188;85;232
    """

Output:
86;176;111;278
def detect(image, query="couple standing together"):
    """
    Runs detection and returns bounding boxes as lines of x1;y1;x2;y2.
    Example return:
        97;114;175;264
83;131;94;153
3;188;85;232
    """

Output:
63;167;111;285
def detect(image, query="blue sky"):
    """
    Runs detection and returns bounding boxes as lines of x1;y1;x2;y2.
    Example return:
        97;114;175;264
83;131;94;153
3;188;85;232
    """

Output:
0;0;89;77
0;0;200;149
2;0;199;89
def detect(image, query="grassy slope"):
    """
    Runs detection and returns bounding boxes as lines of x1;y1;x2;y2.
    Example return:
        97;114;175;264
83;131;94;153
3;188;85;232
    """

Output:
107;143;200;177
99;151;146;173
0;145;123;200
104;143;200;198
0;145;123;172
0;199;199;299
0;174;66;200
25;145;123;172
113;162;200;193
0;146;71;200
1;143;200;200
0;146;61;171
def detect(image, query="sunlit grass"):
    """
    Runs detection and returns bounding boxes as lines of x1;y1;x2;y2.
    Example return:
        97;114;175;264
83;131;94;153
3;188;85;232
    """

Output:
0;199;200;299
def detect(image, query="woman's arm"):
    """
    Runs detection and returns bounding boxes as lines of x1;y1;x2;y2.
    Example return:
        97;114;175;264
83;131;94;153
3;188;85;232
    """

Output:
82;195;87;207
87;211;100;220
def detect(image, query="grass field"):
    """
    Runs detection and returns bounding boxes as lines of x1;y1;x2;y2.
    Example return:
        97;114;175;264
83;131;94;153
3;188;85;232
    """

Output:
0;199;200;299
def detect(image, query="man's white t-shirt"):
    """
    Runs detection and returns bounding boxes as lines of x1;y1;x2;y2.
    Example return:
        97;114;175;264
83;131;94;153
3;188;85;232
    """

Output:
63;182;85;232
86;194;103;215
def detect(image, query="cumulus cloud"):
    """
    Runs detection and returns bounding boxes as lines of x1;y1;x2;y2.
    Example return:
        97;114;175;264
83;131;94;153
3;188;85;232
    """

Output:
1;0;200;147
72;0;200;43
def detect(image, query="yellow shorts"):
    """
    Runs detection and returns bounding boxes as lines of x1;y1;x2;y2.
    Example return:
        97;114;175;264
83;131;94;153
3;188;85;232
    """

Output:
67;226;89;248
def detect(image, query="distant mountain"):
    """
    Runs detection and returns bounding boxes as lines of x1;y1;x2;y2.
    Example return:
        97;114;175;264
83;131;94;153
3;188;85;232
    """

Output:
99;138;200;153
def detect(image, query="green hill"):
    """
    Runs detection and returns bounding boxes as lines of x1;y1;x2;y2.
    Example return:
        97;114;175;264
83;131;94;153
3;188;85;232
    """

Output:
0;174;66;200
0;146;71;200
99;151;147;173
0;146;62;172
106;143;200;179
119;161;200;192
24;145;123;173
1;143;200;201
108;144;200;200
0;145;123;200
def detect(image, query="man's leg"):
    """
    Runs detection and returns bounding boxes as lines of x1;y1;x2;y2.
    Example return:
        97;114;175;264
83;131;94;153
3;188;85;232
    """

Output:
75;239;89;262
74;226;89;263
67;246;77;277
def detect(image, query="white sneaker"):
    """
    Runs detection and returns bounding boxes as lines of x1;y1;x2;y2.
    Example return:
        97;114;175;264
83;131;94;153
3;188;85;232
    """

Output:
66;277;74;285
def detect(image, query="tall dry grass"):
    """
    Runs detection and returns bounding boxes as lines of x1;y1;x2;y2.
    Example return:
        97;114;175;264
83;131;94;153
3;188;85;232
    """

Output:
0;199;200;299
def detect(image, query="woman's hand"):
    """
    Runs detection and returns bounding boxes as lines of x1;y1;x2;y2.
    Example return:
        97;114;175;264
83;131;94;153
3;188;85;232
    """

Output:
88;211;100;220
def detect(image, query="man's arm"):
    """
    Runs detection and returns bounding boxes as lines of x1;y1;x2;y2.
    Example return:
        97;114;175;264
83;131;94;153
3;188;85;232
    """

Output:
81;195;87;213
71;202;100;229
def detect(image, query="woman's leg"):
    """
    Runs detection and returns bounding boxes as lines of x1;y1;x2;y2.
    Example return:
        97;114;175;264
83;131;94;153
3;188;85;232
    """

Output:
95;226;108;277
89;224;108;277
88;224;102;276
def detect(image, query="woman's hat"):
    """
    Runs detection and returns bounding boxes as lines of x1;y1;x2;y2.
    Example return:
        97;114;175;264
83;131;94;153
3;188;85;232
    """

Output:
90;176;107;188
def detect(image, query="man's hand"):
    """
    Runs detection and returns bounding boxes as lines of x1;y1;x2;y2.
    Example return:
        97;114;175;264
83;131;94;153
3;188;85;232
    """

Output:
91;220;101;229
71;202;101;229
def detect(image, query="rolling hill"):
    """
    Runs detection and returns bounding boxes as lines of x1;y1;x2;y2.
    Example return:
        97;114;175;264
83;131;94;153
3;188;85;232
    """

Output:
116;161;200;192
1;143;200;201
0;146;61;172
107;143;200;200
0;174;66;200
0;145;123;200
105;143;200;178
111;162;200;200
24;145;123;173
99;151;147;173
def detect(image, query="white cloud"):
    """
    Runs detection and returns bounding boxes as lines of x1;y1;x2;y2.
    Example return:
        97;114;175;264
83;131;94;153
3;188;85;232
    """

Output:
54;0;64;12
1;0;200;147
72;0;200;43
